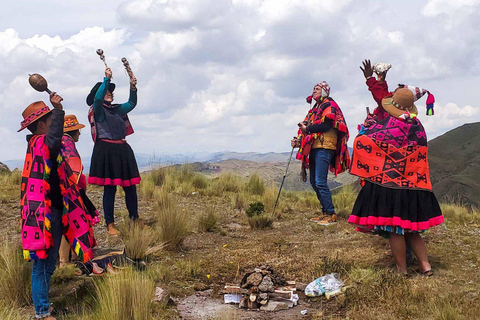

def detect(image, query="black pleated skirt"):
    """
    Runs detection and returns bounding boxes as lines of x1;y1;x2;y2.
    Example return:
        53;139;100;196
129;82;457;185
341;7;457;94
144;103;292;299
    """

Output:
88;140;141;187
348;181;444;232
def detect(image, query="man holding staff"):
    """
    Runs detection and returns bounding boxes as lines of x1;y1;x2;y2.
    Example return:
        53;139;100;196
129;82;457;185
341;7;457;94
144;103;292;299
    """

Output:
292;81;350;225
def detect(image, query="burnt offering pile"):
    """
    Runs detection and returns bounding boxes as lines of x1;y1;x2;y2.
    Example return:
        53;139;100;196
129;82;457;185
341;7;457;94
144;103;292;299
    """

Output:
223;265;302;312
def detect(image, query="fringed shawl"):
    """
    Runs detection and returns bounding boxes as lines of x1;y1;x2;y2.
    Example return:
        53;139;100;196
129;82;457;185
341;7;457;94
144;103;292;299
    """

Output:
296;97;350;176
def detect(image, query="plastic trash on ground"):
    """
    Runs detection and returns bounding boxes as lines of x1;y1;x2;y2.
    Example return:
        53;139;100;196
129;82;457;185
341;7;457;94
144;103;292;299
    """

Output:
304;273;344;297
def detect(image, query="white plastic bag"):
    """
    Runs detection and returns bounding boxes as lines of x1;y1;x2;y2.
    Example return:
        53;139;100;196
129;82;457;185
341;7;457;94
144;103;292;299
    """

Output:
305;273;344;297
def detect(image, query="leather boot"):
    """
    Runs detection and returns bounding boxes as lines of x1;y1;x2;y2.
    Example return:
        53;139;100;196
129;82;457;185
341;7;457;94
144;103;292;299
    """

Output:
106;223;120;236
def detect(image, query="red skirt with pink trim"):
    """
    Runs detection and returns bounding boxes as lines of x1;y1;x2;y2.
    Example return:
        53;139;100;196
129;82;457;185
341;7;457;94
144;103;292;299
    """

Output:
88;139;141;187
348;181;444;233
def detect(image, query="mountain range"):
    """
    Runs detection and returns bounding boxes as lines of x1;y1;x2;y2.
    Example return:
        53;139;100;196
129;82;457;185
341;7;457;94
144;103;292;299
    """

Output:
2;123;480;206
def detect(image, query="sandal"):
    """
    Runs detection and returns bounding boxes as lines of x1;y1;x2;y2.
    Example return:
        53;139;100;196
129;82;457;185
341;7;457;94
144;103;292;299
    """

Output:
419;270;434;277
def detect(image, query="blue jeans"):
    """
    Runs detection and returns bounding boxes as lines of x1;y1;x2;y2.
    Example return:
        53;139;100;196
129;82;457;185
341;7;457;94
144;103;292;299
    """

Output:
31;207;63;318
309;148;335;214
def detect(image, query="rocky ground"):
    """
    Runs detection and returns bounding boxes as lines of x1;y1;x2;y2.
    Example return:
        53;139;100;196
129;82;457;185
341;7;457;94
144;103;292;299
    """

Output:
1;174;480;319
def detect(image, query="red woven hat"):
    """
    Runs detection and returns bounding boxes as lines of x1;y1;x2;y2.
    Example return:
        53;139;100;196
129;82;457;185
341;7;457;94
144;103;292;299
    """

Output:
18;101;52;132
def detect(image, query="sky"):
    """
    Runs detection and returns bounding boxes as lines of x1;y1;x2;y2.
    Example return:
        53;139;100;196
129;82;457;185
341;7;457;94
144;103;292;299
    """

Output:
1;0;479;162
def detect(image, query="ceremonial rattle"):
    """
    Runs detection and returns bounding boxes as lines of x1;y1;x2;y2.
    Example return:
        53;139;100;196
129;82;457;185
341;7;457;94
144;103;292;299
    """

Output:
28;74;52;95
122;57;137;86
96;49;109;68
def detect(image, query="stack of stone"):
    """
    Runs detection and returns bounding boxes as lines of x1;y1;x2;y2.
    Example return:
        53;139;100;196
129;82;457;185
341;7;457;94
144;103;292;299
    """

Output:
233;265;299;311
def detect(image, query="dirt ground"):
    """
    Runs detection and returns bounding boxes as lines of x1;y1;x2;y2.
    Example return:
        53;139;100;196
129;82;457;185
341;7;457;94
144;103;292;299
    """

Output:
1;179;480;319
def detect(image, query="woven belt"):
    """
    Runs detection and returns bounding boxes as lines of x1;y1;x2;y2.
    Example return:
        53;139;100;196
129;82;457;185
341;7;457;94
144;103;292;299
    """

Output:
100;139;126;144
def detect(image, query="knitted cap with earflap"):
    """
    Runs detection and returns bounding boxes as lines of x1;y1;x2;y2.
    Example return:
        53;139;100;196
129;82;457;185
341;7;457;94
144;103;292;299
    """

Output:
399;84;435;116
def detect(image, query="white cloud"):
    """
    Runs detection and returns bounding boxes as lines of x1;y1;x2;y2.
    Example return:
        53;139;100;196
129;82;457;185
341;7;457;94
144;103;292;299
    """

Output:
422;0;479;16
0;0;479;163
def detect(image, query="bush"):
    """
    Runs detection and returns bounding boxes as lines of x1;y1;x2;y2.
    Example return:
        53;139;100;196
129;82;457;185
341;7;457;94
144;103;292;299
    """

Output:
215;173;244;193
246;202;265;218
248;214;274;229
93;268;155;320
198;207;218;232
245;202;273;229
0;240;32;307
192;174;209;189
156;206;190;251
247;173;265;195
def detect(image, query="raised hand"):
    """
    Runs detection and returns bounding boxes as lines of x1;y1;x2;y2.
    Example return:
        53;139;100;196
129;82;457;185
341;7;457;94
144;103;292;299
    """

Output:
360;59;373;79
49;92;63;110
130;75;137;90
291;138;301;148
105;67;113;79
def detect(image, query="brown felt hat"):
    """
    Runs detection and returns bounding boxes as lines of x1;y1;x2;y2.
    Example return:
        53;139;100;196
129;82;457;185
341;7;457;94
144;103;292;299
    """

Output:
18;101;52;132
63;114;85;132
381;88;418;118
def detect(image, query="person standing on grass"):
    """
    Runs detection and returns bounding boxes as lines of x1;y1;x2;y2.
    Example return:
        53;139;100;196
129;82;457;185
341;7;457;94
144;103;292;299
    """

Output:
59;115;99;268
19;96;96;320
348;82;443;276
87;67;140;235
360;59;416;265
291;81;350;226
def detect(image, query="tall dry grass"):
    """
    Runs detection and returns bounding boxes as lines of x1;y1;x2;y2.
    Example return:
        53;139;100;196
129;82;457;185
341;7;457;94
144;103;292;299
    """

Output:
0;301;23;320
441;202;480;226
231;191;246;210
139;179;156;200
93;268;155;320
154;187;174;210
214;173;244;193
262;185;278;212
246;173;265;195
0;240;31;307
119;222;155;260
198;206;218;232
332;184;357;218
155;205;190;251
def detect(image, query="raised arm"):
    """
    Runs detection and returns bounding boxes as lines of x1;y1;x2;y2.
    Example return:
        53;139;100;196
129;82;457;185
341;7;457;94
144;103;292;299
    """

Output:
45;93;65;155
93;68;113;122
116;89;137;116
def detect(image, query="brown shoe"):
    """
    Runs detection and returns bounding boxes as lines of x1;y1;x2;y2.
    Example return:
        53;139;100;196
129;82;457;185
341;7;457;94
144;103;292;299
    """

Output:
310;214;328;222
317;214;337;225
106;223;120;236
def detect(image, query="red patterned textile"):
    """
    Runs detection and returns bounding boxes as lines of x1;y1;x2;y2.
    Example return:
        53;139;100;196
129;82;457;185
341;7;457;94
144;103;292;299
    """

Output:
350;116;431;190
20;134;97;262
296;97;350;176
60;135;97;262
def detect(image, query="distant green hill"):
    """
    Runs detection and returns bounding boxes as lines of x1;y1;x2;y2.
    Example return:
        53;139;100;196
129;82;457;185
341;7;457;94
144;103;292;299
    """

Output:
429;122;480;208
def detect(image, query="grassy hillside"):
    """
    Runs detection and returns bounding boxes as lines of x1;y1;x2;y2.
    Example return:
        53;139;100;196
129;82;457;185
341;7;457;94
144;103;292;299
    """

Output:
0;167;479;319
429;122;480;207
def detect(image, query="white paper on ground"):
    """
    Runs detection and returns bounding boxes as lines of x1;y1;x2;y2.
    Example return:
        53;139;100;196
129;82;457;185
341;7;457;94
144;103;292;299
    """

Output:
224;294;242;304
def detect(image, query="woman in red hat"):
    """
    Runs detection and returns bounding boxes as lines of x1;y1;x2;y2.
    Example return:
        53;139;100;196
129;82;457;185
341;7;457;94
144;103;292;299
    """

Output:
87;67;140;235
